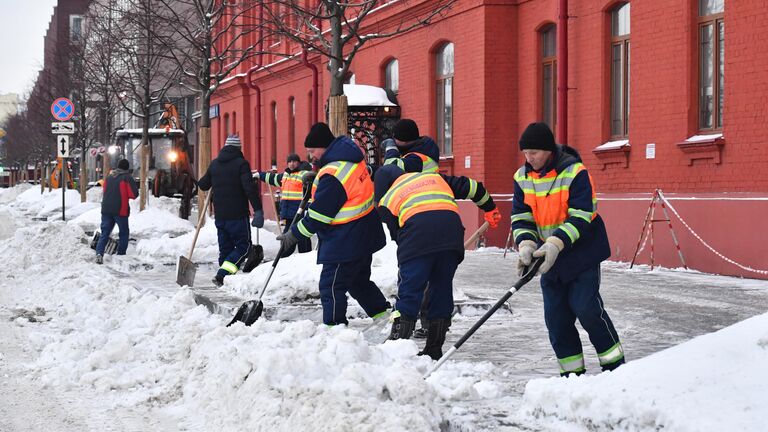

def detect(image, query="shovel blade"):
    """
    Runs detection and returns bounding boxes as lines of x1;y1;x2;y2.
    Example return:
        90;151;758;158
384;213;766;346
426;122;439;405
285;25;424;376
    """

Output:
241;244;264;273
176;255;197;287
227;300;264;327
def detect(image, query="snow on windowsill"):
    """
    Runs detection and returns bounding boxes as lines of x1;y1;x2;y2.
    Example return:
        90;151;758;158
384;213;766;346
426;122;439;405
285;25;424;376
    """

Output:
593;139;630;153
684;133;723;143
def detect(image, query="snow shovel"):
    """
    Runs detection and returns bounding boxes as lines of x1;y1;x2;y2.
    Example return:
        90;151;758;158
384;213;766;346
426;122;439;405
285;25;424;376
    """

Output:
423;256;545;378
242;228;264;273
176;191;213;287
227;183;313;327
463;221;490;249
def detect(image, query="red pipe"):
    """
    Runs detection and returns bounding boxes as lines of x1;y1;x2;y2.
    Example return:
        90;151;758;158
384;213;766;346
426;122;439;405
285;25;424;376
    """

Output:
557;0;568;144
302;49;319;124
246;0;266;169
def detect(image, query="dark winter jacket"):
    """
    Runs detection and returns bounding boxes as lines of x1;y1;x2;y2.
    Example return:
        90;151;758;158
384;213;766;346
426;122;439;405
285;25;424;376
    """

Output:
291;136;386;264
383;136;440;172
512;145;611;283
101;168;138;217
198;146;262;220
375;166;497;264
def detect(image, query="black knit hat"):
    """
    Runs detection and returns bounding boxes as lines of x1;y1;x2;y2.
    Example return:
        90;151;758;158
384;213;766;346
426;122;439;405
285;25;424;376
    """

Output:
519;122;556;152
304;122;335;148
392;119;420;142
286;153;300;163
117;159;130;170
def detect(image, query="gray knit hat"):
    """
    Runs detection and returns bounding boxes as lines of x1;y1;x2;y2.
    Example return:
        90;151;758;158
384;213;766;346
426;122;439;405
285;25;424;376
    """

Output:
225;134;242;147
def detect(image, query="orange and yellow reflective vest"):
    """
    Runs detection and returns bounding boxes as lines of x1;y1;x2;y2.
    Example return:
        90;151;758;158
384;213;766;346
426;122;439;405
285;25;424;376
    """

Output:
512;162;598;244
379;172;458;226
296;161;374;237
384;151;439;173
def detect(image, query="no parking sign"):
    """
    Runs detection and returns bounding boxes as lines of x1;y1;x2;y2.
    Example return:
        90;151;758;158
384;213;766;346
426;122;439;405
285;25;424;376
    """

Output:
51;98;75;121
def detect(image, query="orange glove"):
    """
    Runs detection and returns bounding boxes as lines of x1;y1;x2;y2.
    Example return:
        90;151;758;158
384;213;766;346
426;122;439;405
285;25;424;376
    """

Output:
484;208;501;229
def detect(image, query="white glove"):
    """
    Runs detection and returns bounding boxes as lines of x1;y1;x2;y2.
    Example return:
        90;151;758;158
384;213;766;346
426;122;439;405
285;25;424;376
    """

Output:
382;138;397;152
516;240;538;276
252;171;260;180
532;236;565;274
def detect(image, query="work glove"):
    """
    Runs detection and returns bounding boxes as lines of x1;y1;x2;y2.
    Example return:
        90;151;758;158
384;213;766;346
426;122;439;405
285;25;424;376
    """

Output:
532;236;565;274
516;240;537;276
252;171;261;180
484;208;501;229
382;138;397;152
251;209;264;228
276;230;300;252
301;171;317;185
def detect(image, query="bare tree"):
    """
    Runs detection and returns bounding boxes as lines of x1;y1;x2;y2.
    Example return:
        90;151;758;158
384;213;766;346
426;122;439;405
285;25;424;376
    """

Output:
106;0;181;210
154;0;270;208
80;0;124;194
269;0;456;135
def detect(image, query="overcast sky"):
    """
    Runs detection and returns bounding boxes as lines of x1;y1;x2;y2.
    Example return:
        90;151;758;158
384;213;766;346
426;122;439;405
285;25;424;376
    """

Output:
0;0;59;96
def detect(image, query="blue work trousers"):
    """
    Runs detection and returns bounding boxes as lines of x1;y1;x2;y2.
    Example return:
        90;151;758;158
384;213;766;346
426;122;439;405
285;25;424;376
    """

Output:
215;217;251;278
96;214;129;255
319;255;389;325
396;250;460;321
541;265;622;365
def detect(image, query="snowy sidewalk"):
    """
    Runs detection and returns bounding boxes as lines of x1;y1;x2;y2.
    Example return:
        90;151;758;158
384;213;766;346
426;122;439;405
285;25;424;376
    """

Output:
2;184;768;432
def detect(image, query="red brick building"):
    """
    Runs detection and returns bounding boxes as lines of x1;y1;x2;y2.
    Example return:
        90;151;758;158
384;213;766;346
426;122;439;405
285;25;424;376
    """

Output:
211;0;768;279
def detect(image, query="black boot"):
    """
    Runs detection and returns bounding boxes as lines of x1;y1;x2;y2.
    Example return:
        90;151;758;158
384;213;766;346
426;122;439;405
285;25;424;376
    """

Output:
413;316;429;339
388;316;416;340
418;318;450;360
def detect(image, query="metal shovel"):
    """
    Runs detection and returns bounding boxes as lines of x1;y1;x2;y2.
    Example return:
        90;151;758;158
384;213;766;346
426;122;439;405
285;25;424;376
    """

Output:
176;191;212;287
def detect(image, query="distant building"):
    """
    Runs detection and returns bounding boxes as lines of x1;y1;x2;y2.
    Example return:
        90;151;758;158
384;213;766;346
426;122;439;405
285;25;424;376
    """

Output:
0;93;21;125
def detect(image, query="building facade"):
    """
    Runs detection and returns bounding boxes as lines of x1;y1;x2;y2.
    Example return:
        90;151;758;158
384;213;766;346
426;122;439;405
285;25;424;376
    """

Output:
211;0;768;279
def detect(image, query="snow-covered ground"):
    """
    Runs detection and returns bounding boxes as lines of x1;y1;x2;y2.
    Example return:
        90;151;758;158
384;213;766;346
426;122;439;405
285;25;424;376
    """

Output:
1;184;766;431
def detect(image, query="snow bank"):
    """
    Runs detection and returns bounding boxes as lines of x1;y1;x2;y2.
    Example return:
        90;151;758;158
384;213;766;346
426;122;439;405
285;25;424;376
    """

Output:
1;185;499;431
520;313;768;431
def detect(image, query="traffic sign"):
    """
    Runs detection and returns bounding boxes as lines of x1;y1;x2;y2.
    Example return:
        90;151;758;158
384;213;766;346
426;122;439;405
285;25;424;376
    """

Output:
51;122;75;134
57;135;70;158
51;98;75;121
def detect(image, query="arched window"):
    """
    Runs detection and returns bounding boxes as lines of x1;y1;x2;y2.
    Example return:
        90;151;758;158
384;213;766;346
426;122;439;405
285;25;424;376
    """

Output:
699;0;724;130
436;42;454;156
223;113;230;140
384;59;399;95
232;111;237;136
270;101;277;168
610;3;631;138
540;25;557;131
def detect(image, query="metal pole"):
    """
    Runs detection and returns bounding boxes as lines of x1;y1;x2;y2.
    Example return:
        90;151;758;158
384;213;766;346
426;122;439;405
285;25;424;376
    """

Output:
423;258;544;379
61;159;66;221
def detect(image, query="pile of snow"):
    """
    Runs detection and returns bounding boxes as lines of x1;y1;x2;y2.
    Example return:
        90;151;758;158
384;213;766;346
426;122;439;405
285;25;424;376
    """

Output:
4;184;768;431
519;313;768;431
0;185;497;430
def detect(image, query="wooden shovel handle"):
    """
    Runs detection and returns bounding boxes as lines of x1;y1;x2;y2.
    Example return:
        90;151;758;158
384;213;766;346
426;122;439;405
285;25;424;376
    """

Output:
265;182;282;236
187;191;213;259
464;221;490;250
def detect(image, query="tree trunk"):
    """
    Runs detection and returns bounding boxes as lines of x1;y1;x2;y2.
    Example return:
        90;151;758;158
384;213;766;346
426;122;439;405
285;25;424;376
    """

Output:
198;126;211;224
102;151;110;180
140;134;149;210
80;152;87;202
40;162;45;194
328;95;348;137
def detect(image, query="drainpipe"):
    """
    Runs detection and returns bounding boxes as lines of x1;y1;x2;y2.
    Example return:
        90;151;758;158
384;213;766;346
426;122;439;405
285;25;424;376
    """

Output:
247;68;262;169
557;0;568;144
246;0;266;169
302;48;319;124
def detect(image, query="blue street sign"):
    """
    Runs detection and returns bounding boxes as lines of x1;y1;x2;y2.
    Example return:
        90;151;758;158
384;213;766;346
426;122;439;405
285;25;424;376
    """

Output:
51;98;75;121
